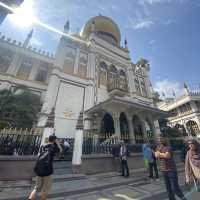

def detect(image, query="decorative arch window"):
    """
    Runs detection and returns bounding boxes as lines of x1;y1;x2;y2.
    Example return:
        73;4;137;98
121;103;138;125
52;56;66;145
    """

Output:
119;69;128;90
0;47;13;74
17;56;34;80
109;64;118;74
63;47;76;74
35;62;50;83
99;61;108;86
108;64;118;87
134;77;141;96
77;51;88;78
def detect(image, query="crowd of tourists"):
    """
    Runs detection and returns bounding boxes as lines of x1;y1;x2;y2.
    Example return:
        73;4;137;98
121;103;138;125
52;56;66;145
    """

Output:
26;134;200;200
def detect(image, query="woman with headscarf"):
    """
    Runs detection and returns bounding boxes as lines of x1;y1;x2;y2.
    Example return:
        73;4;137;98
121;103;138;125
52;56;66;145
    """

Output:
185;139;200;191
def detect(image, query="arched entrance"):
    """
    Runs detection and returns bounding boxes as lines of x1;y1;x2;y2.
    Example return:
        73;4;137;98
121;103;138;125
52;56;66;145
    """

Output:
119;112;129;142
174;124;187;136
186;120;199;136
100;113;115;138
132;115;144;143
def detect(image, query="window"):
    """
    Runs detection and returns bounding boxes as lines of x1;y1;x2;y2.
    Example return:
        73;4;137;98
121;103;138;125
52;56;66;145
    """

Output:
77;51;87;78
140;79;147;97
0;47;13;73
134;78;141;96
63;47;76;74
99;62;107;86
17;56;33;79
35;62;49;83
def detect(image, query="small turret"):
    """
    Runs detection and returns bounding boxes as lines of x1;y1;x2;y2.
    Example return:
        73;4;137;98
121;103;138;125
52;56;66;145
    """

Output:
64;20;70;33
124;38;128;50
184;82;190;95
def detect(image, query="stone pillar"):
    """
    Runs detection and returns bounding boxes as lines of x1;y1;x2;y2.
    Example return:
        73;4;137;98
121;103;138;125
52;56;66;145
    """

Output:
74;48;80;74
84;82;95;110
37;69;60;127
72;111;84;173
127;64;136;97
125;112;135;143
112;112;121;138
153;120;161;136
87;47;96;79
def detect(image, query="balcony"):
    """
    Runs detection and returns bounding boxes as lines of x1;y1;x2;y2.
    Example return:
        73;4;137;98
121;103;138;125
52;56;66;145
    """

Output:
107;78;129;96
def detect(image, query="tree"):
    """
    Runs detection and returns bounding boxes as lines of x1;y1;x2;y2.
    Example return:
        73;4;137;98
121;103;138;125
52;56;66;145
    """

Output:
0;86;42;129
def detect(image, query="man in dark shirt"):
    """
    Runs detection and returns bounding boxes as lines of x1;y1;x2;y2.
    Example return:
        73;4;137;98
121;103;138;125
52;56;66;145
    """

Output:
155;137;187;200
28;135;61;200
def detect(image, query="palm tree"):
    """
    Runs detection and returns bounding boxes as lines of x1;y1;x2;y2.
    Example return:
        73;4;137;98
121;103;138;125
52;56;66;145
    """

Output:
0;86;42;129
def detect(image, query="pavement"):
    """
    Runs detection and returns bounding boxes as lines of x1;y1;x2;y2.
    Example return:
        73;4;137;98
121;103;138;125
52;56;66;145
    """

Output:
0;162;199;200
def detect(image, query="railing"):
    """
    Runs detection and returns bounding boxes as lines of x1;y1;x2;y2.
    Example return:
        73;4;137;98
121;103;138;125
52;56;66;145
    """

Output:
82;133;144;155
82;133;193;155
0;128;43;155
107;78;128;93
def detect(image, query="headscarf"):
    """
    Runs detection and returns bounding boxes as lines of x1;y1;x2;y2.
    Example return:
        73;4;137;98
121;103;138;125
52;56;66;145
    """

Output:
185;139;200;182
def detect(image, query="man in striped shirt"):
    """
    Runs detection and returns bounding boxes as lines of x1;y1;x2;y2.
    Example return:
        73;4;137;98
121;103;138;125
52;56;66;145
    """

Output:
155;137;187;200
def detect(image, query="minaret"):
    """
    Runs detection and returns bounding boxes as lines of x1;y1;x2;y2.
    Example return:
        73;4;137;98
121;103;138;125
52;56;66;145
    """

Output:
124;38;128;50
23;29;33;48
184;82;190;95
64;20;70;33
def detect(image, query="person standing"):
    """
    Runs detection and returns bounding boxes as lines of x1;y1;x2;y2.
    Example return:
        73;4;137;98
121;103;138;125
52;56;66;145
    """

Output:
185;139;200;191
147;144;159;180
142;143;149;172
120;141;130;178
155;137;187;200
28;135;62;200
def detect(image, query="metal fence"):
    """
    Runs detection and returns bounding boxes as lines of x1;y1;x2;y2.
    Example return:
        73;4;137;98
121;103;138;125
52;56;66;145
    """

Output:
82;133;196;155
0;128;43;155
82;133;143;155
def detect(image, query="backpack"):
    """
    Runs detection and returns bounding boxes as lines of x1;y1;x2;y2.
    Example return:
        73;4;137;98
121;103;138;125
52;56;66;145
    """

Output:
34;146;52;177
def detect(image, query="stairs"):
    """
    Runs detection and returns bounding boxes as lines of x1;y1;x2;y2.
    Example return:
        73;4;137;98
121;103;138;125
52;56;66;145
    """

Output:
54;160;73;175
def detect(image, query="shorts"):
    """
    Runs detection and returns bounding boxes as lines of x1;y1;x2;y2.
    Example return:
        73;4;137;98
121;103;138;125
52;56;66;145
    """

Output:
34;175;52;193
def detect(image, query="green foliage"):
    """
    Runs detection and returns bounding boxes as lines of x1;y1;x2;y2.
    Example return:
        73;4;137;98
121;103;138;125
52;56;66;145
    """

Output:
0;86;42;129
0;120;9;129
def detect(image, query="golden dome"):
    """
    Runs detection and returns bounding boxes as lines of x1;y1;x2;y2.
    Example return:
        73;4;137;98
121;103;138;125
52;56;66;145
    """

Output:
80;16;121;46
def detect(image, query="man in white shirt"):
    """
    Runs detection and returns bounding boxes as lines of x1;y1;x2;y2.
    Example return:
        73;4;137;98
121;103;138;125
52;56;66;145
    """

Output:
120;141;130;177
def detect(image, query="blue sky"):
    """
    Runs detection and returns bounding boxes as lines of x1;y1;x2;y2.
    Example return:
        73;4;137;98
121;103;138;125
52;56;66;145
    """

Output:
0;0;200;97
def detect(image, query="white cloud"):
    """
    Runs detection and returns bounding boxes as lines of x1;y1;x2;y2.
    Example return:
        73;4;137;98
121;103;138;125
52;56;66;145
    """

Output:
134;20;154;29
139;0;171;5
30;37;43;47
149;39;155;45
154;79;184;97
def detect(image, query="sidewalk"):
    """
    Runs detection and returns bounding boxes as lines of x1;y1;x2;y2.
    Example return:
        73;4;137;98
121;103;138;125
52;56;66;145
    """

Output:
1;163;198;200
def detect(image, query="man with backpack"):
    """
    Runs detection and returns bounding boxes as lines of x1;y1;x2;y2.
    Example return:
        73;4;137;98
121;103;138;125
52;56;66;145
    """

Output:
28;135;62;200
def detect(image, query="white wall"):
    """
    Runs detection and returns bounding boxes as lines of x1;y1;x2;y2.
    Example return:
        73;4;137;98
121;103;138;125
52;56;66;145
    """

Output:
54;82;85;138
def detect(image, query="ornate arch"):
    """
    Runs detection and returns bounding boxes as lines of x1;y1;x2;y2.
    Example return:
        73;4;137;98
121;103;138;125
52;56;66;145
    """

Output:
186;120;199;136
119;112;130;141
132;115;145;143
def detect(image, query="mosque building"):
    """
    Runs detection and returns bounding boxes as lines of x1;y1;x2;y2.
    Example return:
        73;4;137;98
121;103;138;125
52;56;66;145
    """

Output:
0;15;168;143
